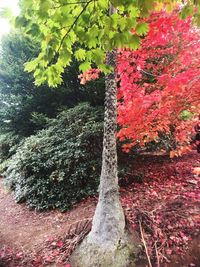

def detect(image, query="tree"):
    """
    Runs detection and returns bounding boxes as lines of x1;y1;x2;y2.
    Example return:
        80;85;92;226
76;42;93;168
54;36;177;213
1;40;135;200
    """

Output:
117;10;200;156
0;32;71;136
0;32;40;135
16;0;199;266
0;32;104;137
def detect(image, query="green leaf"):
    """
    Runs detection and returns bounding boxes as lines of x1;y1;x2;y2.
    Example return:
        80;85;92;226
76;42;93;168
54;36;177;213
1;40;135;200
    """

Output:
110;13;121;29
128;35;140;50
88;37;98;49
126;17;137;29
82;12;90;24
118;17;127;31
113;33;125;48
24;59;38;72
26;23;40;36
98;0;108;10
75;48;86;61
79;62;91;72
21;0;33;9
98;64;113;74
39;0;51;11
92;49;105;65
135;22;149;36
128;6;140;18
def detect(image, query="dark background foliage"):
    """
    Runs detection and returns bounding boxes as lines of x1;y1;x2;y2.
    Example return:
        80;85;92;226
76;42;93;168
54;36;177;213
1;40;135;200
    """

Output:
0;32;105;136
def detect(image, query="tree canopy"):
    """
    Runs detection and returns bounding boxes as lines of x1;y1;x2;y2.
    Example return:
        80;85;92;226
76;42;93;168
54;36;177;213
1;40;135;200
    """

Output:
117;10;200;156
17;0;200;86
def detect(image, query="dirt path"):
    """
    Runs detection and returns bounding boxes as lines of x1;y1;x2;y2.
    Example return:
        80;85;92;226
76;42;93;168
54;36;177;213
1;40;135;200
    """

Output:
0;181;96;253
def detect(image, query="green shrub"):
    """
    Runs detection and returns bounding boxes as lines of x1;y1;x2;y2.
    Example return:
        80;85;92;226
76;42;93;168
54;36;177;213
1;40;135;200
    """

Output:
0;133;24;164
4;103;103;211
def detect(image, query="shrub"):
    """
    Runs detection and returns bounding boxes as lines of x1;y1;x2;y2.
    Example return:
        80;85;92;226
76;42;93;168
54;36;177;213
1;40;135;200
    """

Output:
0;132;24;164
4;103;103;211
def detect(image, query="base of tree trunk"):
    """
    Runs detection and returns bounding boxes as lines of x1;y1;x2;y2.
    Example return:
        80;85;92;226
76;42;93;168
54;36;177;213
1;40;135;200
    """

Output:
70;230;140;267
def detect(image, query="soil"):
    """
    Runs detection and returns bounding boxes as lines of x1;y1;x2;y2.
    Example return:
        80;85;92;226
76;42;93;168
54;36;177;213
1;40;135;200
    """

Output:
0;151;199;267
0;183;96;266
0;184;95;251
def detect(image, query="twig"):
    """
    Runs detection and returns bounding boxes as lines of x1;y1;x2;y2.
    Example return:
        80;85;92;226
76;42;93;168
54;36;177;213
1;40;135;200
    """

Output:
159;252;170;263
154;241;160;267
139;220;153;267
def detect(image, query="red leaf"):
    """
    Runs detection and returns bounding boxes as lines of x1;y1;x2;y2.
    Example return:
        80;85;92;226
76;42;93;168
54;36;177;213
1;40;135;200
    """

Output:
57;241;64;247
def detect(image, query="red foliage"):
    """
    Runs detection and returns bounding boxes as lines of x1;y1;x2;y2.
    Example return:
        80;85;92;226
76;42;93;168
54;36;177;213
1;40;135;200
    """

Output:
78;69;100;84
117;11;200;155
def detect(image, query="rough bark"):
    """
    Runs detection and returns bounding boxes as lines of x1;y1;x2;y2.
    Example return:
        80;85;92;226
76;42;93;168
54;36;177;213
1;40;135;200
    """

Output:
87;49;125;246
70;49;140;266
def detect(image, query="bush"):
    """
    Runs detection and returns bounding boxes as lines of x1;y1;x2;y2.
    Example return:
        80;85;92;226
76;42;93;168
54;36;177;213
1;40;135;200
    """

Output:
4;103;103;211
0;133;24;164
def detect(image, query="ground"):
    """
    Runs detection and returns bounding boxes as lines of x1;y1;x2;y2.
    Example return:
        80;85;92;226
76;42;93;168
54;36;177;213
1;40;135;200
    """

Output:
0;151;199;267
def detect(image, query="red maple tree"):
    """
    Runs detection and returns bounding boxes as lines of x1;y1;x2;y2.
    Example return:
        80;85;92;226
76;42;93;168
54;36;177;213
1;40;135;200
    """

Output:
117;10;200;156
79;10;200;156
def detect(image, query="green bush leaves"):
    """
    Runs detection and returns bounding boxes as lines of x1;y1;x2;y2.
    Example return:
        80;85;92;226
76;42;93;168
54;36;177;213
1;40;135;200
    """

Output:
4;103;103;211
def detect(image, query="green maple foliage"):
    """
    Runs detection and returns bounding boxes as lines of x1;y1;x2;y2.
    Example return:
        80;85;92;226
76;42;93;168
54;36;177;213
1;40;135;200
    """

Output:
16;0;200;87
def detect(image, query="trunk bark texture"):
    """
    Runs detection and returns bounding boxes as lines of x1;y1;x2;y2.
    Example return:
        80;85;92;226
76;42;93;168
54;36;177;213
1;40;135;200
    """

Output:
71;50;139;266
87;49;125;247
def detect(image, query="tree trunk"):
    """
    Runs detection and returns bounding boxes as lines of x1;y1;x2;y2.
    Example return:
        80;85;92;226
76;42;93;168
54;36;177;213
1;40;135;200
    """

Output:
87;49;125;246
70;49;139;266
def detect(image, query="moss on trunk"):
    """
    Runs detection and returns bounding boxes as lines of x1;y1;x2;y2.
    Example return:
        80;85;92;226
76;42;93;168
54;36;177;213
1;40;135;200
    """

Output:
71;230;140;267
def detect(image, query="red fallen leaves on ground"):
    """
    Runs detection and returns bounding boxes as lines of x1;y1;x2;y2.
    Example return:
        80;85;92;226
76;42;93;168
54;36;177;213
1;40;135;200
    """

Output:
0;152;199;266
120;152;200;265
0;247;29;267
57;241;64;247
0;242;71;267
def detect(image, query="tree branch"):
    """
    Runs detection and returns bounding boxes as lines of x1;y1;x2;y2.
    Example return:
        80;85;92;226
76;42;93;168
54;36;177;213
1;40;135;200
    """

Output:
56;0;93;54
